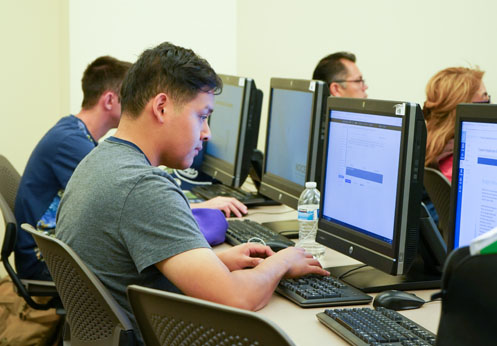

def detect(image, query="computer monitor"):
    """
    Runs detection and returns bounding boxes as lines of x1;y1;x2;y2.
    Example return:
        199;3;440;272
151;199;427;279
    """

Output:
448;104;497;250
316;97;443;292
259;78;328;208
201;74;263;188
258;78;328;235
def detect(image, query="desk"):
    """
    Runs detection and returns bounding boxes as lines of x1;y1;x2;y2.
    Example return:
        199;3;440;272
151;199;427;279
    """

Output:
229;204;442;346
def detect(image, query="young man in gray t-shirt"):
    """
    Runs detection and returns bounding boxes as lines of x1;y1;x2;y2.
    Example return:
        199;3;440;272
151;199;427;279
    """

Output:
56;42;328;343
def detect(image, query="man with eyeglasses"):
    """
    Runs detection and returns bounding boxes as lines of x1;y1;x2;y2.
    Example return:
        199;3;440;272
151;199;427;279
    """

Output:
312;51;368;98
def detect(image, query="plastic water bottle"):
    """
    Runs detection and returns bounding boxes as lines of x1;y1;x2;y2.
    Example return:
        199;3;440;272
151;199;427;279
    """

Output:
297;182;325;263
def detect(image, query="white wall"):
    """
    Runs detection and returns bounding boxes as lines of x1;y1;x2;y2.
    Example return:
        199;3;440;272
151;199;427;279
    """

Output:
4;0;497;172
237;0;497;149
0;0;69;174
68;0;237;114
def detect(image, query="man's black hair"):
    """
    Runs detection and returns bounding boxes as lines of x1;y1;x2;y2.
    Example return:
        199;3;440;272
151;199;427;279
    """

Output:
121;42;222;117
312;51;356;86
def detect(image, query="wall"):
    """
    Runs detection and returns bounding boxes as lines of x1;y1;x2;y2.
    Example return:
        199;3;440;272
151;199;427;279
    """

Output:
0;0;69;174
237;0;497;149
3;1;496;168
68;0;237;114
0;1;68;277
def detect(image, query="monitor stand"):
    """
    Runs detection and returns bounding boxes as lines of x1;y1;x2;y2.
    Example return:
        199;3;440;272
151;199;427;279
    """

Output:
262;220;299;239
326;258;441;293
326;203;446;293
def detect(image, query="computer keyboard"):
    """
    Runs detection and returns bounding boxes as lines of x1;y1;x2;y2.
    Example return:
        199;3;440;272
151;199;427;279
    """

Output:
193;184;279;206
226;219;294;251
317;307;436;345
277;274;372;307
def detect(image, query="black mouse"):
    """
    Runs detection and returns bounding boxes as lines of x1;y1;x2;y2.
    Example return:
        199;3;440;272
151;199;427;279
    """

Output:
264;240;293;252
373;290;425;311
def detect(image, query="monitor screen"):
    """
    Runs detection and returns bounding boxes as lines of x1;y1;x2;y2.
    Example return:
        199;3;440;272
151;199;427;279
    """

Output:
322;111;402;245
265;88;313;186
259;78;328;209
206;83;243;165
449;104;497;250
201;74;262;187
317;98;429;292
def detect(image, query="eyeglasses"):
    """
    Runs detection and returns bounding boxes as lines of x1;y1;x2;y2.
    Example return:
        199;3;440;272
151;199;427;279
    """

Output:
333;78;366;88
473;95;491;104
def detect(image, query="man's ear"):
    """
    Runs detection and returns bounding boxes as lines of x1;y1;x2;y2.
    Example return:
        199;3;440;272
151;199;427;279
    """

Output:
152;93;168;123
102;91;115;111
329;82;342;97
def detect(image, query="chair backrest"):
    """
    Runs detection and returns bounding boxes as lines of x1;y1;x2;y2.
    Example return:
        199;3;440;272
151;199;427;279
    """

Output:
0;155;60;310
22;223;136;346
127;284;295;346
436;246;497;345
423;167;451;243
0;154;21;212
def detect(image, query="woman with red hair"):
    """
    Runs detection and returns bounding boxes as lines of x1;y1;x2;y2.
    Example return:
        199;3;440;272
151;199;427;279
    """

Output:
424;67;490;181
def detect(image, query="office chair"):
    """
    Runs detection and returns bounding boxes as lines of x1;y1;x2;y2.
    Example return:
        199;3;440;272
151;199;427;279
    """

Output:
0;154;20;211
423;167;451;243
22;223;136;346
0;154;60;310
127;284;296;346
436;246;497;345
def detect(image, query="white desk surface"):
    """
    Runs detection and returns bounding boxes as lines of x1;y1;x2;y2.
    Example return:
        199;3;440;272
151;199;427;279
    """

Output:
224;204;441;346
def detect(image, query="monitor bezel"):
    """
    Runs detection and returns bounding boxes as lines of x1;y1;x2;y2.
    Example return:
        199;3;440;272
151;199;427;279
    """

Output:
201;74;260;188
259;78;328;210
317;97;423;275
448;103;497;251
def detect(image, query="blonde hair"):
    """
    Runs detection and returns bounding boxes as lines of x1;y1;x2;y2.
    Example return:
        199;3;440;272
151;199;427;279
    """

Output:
423;67;484;166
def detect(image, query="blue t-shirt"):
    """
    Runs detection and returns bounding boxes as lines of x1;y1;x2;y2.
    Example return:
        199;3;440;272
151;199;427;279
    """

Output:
14;115;96;279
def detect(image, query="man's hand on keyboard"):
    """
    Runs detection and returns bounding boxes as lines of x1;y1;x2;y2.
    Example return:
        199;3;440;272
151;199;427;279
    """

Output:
191;196;248;218
276;247;329;279
217;243;274;271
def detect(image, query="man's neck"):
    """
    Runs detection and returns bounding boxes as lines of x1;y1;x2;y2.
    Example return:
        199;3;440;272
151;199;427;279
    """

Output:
75;108;113;141
114;117;159;166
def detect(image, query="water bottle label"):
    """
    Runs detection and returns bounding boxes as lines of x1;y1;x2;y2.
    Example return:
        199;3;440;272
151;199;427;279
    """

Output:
298;208;319;221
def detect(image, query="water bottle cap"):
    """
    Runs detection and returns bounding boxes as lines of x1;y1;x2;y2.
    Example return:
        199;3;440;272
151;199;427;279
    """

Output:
305;182;317;189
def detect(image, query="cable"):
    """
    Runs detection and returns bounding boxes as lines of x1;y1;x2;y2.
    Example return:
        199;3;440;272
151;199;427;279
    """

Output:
179;167;199;179
246;237;266;246
338;264;369;280
173;169;213;186
425;296;442;304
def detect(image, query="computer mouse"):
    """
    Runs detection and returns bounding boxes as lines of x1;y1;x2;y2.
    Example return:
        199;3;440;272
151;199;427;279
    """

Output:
264;240;293;252
373;290;425;311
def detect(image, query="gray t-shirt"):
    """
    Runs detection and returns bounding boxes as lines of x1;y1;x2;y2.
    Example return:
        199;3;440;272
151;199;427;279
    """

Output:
56;137;210;342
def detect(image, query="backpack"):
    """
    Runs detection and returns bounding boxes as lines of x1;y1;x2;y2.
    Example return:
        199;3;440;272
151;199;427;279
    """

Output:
0;277;61;346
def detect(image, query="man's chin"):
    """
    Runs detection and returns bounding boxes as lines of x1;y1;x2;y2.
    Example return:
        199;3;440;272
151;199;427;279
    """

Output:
179;160;194;171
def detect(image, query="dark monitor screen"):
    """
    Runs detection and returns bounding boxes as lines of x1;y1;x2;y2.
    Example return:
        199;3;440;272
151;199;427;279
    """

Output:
449;104;497;250
265;88;313;185
317;98;432;292
206;84;243;165
259;78;328;210
201;74;262;187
